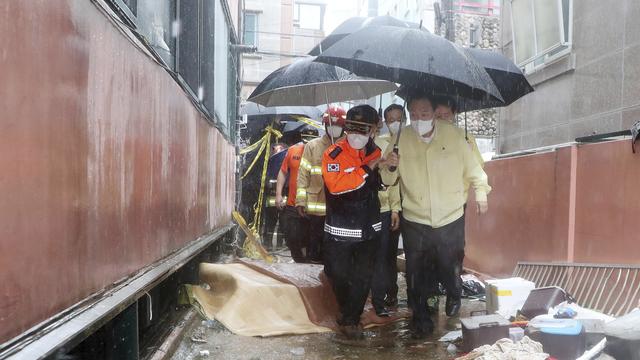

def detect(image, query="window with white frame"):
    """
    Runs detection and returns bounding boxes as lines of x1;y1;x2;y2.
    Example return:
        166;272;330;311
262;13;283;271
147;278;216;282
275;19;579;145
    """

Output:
244;12;258;47
511;0;572;73
293;3;324;30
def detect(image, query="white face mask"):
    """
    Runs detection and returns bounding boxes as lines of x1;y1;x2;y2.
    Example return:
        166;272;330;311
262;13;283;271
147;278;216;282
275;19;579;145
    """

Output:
387;122;400;135
347;133;369;150
411;119;434;137
326;125;343;139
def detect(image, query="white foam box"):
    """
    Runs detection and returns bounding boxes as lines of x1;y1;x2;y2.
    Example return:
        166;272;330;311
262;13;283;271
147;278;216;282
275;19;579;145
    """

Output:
485;277;535;319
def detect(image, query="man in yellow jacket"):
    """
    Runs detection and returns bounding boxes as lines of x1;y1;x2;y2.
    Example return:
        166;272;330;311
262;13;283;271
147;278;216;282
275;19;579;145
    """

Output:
382;94;491;338
433;96;485;171
295;106;346;263
433;96;486;311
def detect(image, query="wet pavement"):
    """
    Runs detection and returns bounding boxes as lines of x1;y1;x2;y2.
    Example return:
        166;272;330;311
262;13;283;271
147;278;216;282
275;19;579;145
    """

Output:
170;264;485;360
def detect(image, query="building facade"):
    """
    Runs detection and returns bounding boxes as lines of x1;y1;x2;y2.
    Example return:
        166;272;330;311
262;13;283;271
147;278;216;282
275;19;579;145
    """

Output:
376;0;437;32
440;0;501;140
0;0;240;355
241;0;327;100
498;0;640;153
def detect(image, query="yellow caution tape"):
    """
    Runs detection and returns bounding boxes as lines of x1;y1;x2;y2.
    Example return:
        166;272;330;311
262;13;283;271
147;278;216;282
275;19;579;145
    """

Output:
237;124;285;260
291;115;323;130
239;126;282;155
240;126;282;179
232;211;274;263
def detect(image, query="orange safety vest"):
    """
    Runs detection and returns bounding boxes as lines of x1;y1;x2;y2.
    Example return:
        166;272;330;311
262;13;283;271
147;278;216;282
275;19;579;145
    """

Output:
321;138;382;241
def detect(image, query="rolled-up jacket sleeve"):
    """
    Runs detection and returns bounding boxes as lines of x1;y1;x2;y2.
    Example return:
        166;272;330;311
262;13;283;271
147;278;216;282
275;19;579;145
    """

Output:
462;140;491;202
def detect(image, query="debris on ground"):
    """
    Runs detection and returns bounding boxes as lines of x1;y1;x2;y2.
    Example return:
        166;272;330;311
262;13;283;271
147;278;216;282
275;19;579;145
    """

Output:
190;327;208;343
603;309;640;360
527;318;586;359
520;286;568;319
460;312;510;352
485;278;535;319
290;347;305;356
439;330;463;342
456;336;547;360
577;338;607;360
461;274;486;298
508;327;524;342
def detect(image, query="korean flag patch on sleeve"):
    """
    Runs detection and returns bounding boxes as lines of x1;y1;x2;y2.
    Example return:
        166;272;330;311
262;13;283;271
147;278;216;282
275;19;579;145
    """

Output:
327;163;340;172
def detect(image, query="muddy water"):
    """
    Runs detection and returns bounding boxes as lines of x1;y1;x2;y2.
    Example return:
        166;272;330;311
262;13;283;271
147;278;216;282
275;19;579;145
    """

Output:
170;272;485;360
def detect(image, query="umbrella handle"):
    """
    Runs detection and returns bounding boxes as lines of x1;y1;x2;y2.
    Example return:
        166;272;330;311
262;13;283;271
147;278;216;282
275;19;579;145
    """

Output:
388;102;406;173
388;145;399;172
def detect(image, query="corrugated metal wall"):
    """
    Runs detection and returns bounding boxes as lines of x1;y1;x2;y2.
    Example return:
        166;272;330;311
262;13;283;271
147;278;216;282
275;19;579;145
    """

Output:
0;0;235;343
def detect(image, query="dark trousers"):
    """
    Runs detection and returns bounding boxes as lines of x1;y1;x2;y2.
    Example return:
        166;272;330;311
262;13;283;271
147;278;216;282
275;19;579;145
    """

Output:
371;211;401;310
402;215;465;328
282;206;309;263
306;215;325;263
323;235;380;326
262;206;284;250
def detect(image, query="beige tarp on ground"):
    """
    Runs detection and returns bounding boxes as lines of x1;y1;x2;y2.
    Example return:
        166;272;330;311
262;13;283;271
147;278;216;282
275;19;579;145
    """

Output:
191;261;409;337
238;259;410;331
192;263;332;336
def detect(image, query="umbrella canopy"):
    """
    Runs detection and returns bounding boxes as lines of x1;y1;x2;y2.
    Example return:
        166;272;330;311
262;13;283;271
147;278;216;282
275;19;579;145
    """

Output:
315;25;503;102
239;104;323;144
247;57;397;107
309;15;420;56
282;120;319;133
395;48;534;112
239;102;324;119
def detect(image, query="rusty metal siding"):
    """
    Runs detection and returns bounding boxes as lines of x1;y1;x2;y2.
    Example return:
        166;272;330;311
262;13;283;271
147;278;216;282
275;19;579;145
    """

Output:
466;140;640;277
573;140;640;264
0;0;235;343
465;149;572;276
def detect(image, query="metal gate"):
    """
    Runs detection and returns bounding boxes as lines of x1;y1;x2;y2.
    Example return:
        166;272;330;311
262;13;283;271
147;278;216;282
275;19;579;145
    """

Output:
513;262;640;316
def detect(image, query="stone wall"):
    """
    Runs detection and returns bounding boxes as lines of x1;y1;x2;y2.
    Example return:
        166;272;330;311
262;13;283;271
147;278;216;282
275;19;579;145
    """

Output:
452;14;500;137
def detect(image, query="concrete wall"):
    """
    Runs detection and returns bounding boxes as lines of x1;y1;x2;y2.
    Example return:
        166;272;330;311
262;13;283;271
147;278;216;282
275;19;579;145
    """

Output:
465;139;640;276
242;0;285;98
499;0;640;153
0;0;236;343
241;0;325;100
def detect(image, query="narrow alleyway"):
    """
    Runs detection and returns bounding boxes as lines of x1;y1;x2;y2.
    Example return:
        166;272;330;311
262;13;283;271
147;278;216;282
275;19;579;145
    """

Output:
170;268;484;360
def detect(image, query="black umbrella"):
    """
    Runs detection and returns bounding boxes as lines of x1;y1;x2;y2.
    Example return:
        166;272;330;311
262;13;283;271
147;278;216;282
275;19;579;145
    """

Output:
281;120;321;133
308;15;420;56
247;57;397;107
239;102;324;119
315;25;503;102
239;104;323;143
395;48;534;112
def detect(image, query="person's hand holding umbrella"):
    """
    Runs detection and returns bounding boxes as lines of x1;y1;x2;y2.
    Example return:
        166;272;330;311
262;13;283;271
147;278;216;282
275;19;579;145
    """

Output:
381;151;399;169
